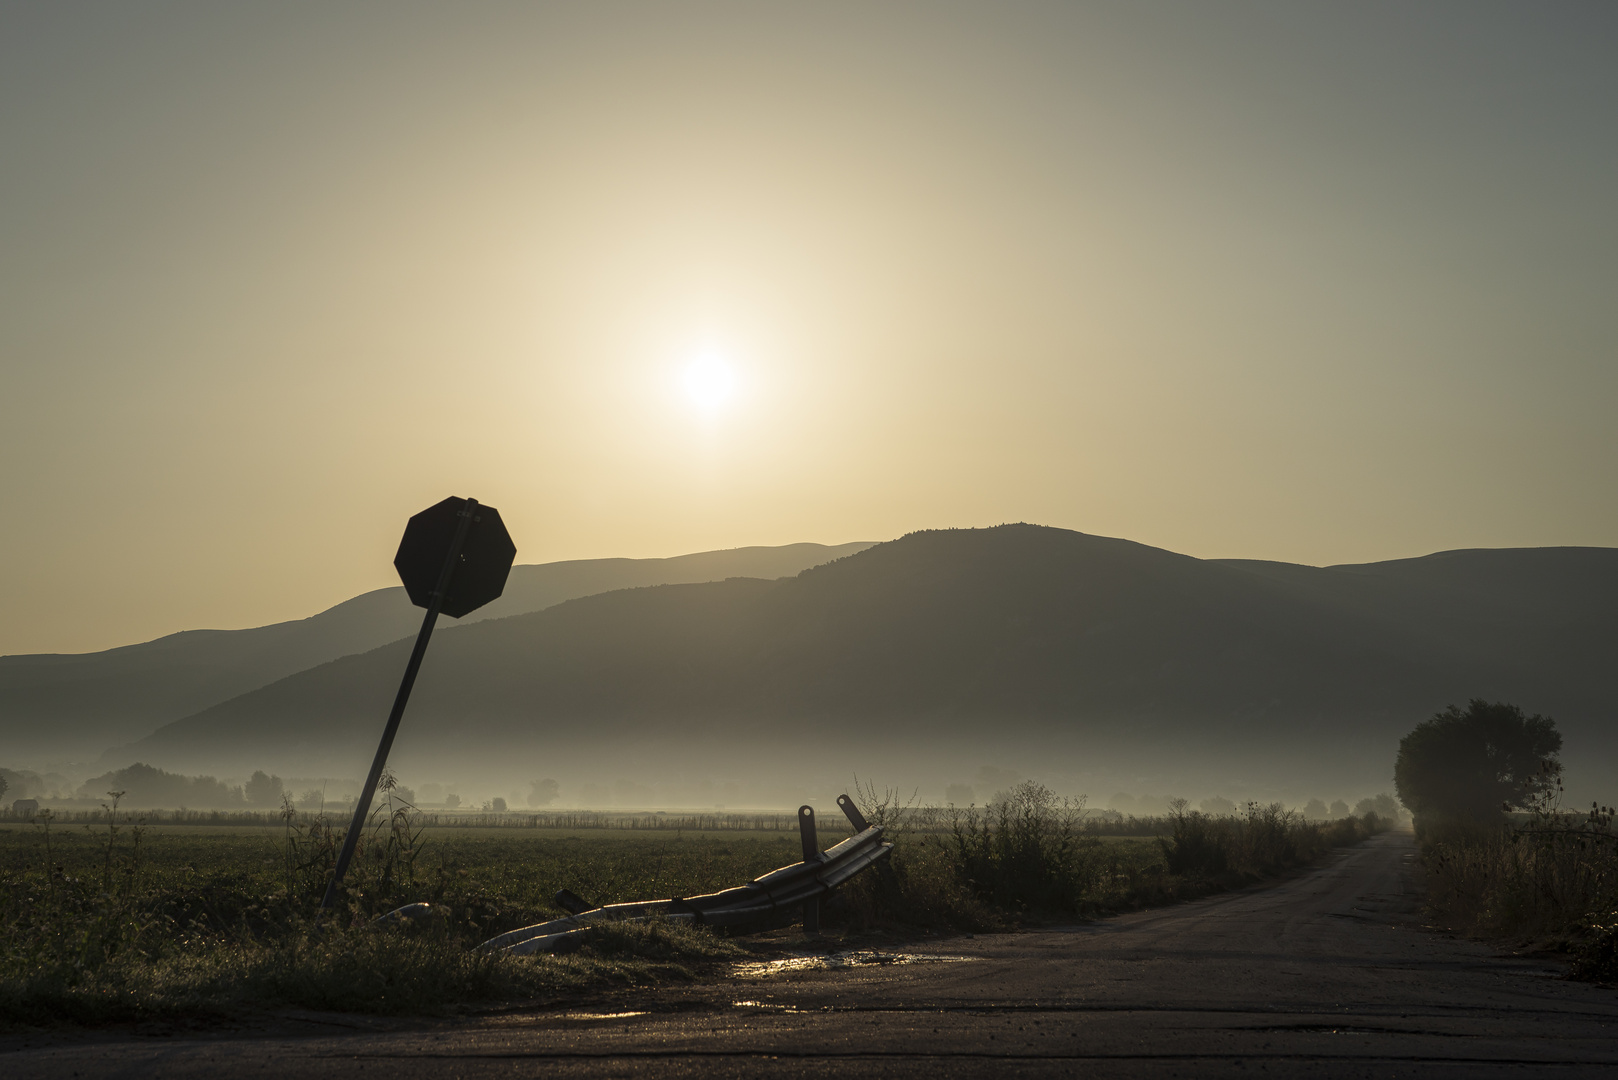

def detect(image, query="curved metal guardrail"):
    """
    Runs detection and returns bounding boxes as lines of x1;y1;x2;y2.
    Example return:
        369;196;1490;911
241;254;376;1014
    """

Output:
478;793;891;956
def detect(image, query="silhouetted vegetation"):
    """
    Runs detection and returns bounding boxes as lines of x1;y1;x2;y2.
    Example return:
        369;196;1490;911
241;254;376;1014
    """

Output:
1395;700;1562;827
1419;773;1618;978
832;783;1391;931
1403;706;1618;980
73;763;247;809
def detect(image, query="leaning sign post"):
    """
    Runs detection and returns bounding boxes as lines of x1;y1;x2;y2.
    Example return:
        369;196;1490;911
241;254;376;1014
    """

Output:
321;496;516;911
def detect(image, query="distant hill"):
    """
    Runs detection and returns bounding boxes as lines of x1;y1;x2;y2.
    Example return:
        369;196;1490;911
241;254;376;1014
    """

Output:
119;526;1618;796
0;542;873;762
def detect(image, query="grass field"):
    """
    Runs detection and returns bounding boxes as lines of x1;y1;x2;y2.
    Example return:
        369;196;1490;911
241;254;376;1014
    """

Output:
0;788;1387;1024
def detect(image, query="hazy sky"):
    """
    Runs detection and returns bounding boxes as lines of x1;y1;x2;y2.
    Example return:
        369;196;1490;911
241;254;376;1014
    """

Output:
3;1;1615;655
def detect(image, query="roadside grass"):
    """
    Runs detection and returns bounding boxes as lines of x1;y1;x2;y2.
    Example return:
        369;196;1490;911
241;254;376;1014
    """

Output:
834;783;1391;931
1;915;747;1025
1;787;1392;1024
0;801;782;1025
1418;798;1618;980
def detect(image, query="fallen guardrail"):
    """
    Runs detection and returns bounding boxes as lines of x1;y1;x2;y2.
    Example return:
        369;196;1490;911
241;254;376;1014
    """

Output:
476;793;891;956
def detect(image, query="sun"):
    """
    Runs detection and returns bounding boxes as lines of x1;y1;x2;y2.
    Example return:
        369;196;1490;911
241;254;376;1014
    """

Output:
682;349;737;413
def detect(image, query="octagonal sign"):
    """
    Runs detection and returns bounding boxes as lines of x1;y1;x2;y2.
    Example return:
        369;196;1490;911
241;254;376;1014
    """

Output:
393;496;517;618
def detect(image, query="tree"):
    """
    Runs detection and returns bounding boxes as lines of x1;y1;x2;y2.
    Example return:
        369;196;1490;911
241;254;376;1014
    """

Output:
527;778;560;807
1394;699;1562;822
244;770;284;806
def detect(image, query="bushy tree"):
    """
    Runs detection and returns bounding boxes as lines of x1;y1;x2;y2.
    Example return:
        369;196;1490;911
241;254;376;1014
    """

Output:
244;770;284;806
1394;700;1561;822
76;762;243;807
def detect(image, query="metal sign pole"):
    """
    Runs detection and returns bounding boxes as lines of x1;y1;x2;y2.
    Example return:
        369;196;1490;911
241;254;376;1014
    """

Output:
321;499;479;911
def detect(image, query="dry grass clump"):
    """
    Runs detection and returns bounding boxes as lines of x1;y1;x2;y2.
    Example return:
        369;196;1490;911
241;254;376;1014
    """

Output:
831;783;1390;930
1420;796;1618;978
1159;799;1387;879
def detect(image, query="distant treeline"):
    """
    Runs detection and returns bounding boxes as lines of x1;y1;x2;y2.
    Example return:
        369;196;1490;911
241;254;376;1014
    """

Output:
39;762;294;809
0;766;74;803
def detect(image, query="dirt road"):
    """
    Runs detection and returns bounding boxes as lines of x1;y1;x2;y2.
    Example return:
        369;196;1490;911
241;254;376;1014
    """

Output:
8;830;1617;1077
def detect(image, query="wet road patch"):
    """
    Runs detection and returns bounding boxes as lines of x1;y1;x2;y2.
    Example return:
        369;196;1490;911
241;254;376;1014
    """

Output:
731;950;976;978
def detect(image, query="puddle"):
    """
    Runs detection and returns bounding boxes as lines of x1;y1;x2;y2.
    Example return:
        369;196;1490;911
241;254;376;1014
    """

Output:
731;950;975;978
563;1011;648;1020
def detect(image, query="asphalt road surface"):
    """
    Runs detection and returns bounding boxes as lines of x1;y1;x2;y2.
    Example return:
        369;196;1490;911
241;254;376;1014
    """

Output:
7;830;1617;1078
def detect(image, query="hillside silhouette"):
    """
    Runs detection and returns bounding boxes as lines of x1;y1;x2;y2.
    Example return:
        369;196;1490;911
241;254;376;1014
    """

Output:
119;526;1618;792
0;542;871;761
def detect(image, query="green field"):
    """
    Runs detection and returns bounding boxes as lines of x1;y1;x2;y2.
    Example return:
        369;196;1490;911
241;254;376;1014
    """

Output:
6;823;809;909
0;792;1384;1024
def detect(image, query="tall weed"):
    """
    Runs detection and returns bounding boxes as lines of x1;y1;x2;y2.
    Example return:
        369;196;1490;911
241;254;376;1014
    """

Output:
1420;773;1618;975
948;782;1096;915
833;786;1387;929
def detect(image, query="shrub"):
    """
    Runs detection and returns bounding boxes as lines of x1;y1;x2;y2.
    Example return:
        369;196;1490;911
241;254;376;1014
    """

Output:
947;782;1096;916
1571;916;1618;981
1420;781;1618;946
1160;801;1229;876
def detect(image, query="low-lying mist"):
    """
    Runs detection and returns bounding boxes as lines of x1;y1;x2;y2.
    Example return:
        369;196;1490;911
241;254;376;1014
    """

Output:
6;731;1406;822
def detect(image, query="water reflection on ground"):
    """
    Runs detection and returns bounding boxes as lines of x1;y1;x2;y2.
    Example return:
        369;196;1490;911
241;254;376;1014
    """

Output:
732;950;976;979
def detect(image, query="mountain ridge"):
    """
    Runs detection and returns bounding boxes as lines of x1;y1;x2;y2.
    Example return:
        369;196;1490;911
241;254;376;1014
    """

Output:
115;526;1618;797
0;541;875;761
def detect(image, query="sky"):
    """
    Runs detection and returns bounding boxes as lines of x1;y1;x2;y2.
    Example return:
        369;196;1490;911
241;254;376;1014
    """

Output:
3;1;1615;656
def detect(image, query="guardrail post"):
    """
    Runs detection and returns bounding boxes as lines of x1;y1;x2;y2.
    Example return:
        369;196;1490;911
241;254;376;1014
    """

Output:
798;804;820;934
837;793;870;831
